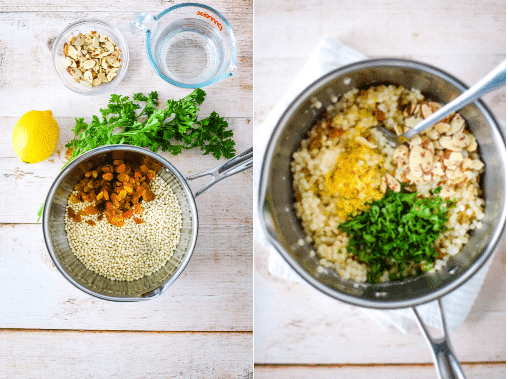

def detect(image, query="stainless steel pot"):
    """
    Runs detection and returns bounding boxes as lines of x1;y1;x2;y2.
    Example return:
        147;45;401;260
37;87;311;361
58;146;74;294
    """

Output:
257;59;506;378
43;145;252;301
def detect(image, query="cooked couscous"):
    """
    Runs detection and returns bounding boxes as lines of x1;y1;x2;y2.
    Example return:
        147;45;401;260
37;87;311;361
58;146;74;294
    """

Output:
291;84;485;283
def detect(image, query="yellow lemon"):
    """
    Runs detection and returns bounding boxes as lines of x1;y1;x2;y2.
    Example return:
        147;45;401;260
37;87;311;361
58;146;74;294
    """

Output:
12;110;59;163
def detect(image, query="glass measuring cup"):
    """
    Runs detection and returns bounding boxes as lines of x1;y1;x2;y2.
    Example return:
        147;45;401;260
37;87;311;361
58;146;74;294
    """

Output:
130;3;237;88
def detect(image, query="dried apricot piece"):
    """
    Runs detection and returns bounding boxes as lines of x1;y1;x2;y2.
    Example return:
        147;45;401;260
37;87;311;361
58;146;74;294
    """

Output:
113;159;124;166
102;172;113;181
85;220;96;226
133;217;144;224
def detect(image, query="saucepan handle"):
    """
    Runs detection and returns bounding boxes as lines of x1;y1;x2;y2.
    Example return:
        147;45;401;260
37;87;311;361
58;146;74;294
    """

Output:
411;299;466;379
186;147;253;197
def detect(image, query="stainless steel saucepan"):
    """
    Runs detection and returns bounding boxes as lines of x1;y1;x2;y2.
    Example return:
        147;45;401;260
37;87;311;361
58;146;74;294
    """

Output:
43;145;252;301
257;58;506;378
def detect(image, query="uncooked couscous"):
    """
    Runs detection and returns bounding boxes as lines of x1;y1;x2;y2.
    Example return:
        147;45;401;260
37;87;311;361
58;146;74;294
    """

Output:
65;174;182;281
291;84;485;283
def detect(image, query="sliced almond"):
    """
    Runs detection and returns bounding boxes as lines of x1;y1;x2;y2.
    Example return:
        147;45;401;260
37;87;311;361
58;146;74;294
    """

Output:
445;167;467;185
425;127;440;140
384;174;401;192
431;161;445;177
67;44;79;60
73;34;86;47
421;103;433;119
439;135;461;151
434;122;450;135
451;133;470;149
447;114;465;135
394;144;409;168
82;59;96;70
440;186;455;198
79;79;93;88
466;136;478;152
443;151;463;168
64;57;74;67
107;71;117;82
105;41;115;52
409;145;433;174
97;72;107;82
465;184;478;201
83;70;93;82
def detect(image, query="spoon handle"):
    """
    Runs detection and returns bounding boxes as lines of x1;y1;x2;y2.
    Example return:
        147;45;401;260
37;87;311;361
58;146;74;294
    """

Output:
404;59;506;141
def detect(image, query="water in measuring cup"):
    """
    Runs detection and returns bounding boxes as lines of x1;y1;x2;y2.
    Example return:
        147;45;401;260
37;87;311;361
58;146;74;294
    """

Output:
154;19;225;85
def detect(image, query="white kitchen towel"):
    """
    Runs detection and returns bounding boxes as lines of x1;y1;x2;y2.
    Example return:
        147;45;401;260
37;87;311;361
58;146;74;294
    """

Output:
253;35;495;334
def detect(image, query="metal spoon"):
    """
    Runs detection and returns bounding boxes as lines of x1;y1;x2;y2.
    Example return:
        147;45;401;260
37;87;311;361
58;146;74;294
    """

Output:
376;59;506;146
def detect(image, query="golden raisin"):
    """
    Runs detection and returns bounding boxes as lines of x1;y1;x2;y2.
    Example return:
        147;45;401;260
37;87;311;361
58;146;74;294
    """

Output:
122;209;134;219
117;173;130;182
84;205;99;215
103;172;114;181
116;164;126;173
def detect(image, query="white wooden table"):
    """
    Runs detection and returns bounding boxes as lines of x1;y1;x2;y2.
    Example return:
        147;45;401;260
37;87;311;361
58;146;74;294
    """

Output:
0;1;252;378
253;0;506;378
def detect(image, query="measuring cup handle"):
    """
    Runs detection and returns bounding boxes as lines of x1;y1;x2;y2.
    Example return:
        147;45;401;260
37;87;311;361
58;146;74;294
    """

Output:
129;12;156;34
411;299;467;379
186;147;253;197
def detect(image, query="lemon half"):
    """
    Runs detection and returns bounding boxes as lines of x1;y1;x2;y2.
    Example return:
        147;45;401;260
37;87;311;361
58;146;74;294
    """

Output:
12;110;59;163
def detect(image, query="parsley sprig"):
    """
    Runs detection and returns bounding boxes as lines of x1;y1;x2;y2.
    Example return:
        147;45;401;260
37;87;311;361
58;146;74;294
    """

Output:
338;187;455;283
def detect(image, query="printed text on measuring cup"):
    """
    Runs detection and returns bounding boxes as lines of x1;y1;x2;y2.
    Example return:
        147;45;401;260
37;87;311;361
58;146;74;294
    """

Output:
196;11;223;31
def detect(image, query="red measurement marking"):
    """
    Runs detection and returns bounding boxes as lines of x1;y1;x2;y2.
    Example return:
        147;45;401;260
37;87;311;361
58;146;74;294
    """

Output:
196;11;223;31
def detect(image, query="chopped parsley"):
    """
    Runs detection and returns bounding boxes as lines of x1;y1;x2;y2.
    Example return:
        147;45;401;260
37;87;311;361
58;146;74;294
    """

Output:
338;187;455;283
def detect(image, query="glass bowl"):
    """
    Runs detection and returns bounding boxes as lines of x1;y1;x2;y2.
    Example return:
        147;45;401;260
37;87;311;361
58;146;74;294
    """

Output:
52;19;129;95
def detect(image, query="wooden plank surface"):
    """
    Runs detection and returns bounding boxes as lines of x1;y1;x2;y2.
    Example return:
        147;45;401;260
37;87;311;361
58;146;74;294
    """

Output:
0;330;253;379
0;0;253;377
254;364;506;379
253;0;506;376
